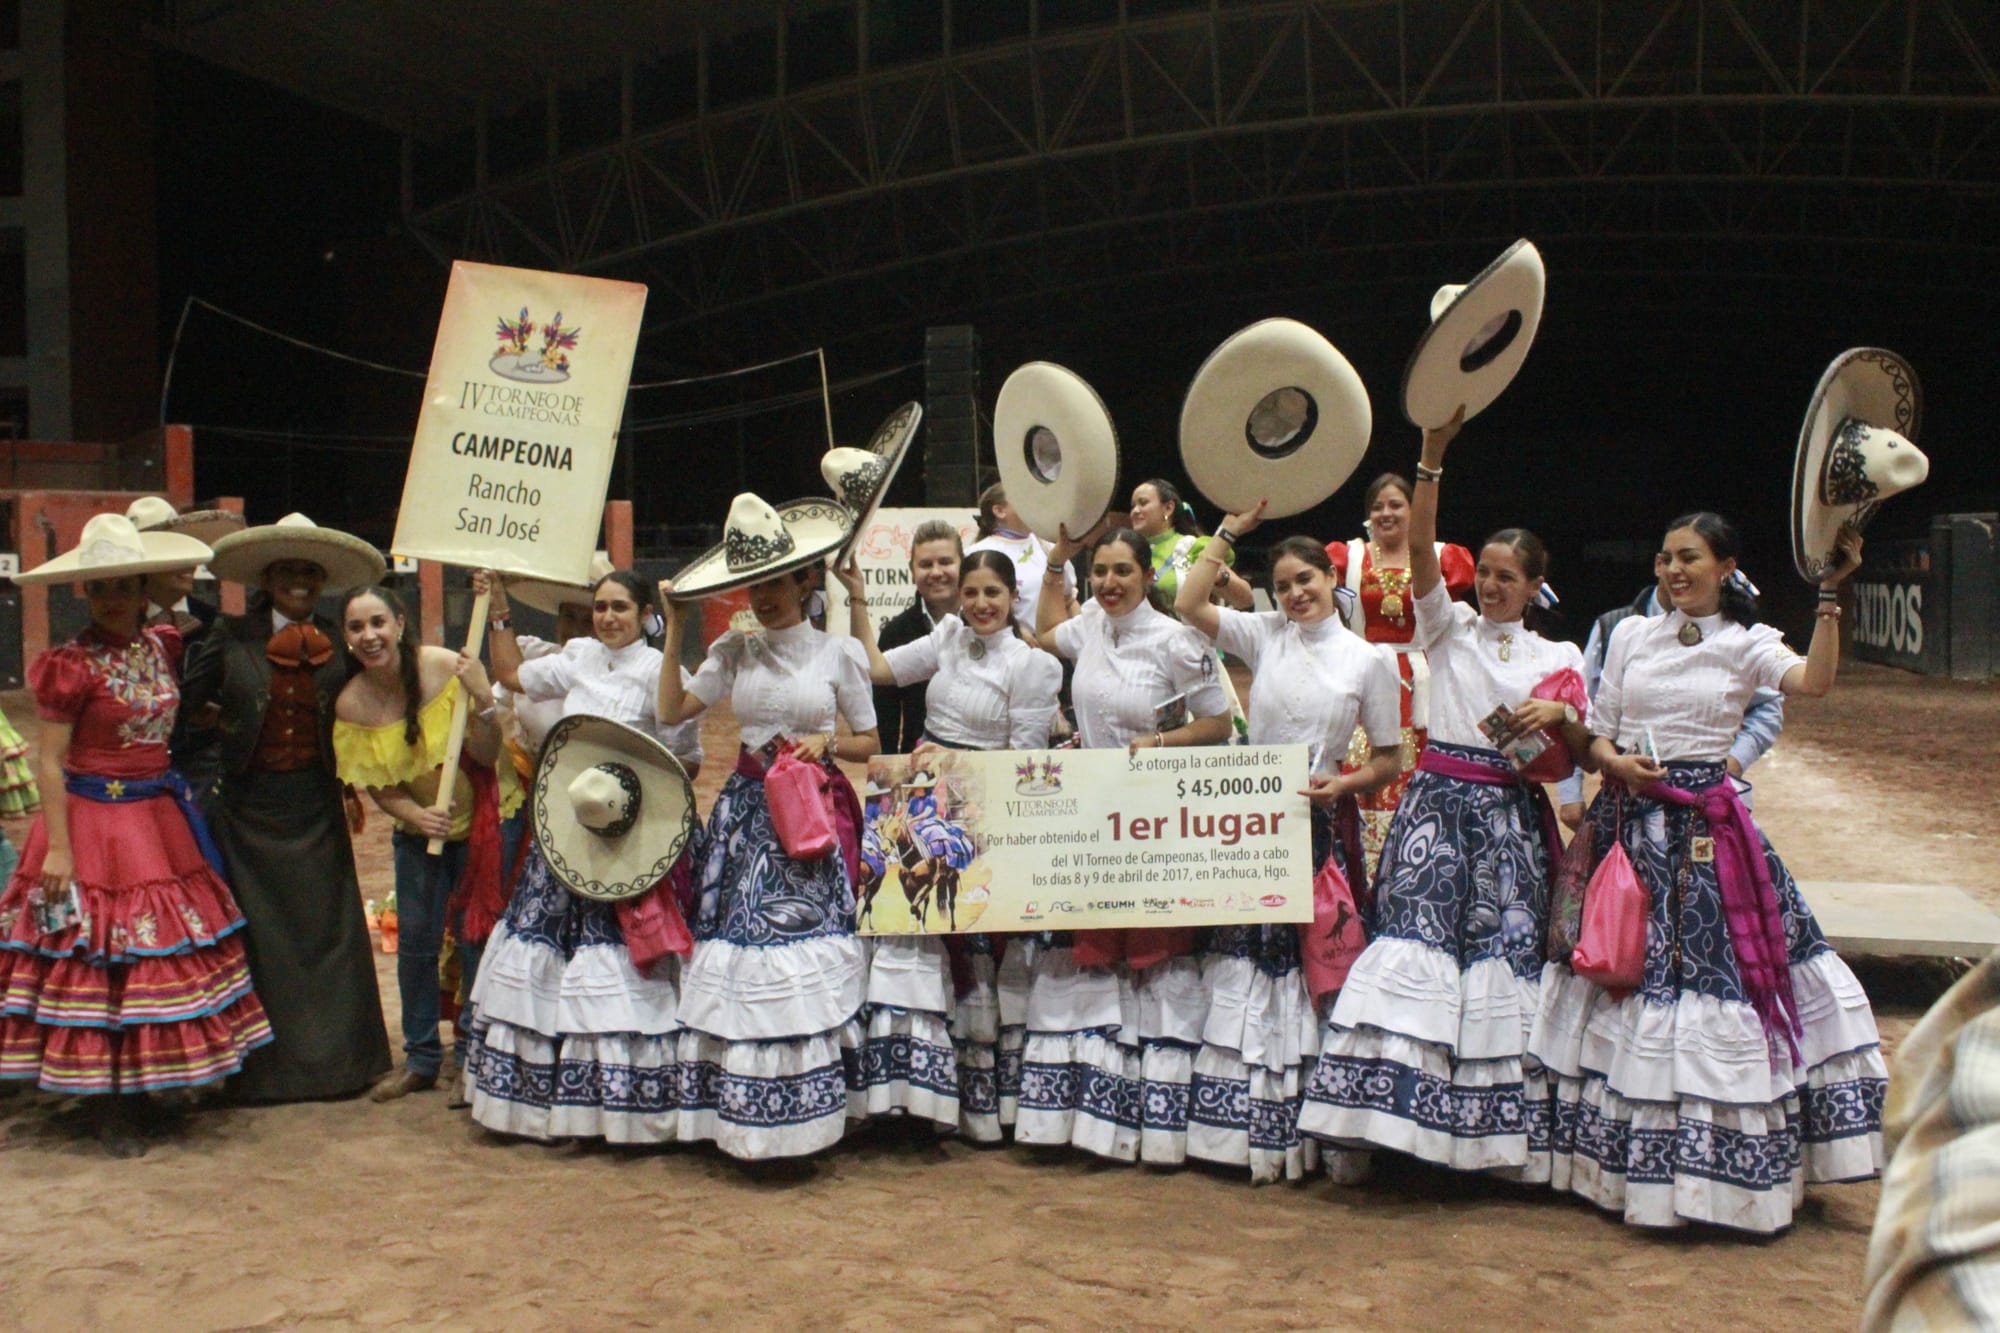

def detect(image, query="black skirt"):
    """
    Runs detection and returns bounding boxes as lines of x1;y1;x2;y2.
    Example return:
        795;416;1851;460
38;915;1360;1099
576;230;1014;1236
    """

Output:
211;766;391;1100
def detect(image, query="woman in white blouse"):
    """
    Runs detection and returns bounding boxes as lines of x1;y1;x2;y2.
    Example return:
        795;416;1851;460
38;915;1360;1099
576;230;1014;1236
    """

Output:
1175;509;1403;1183
1017;525;1231;1165
839;548;1062;1142
657;566;883;1161
1529;511;1884;1233
1299;408;1590;1183
462;569;705;1144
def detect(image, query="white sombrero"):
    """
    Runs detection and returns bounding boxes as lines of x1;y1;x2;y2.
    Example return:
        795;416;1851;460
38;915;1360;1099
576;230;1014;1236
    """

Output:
125;496;246;547
667;492;853;602
13;512;214;586
823;401;922;560
1179;319;1372;519
993;362;1120;545
1401;239;1546;428
1791;348;1927;583
533;714;695;903
506;551;615;615
209;513;387;589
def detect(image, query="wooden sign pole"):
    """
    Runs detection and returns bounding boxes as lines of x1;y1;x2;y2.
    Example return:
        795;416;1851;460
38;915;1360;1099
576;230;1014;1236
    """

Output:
425;587;490;855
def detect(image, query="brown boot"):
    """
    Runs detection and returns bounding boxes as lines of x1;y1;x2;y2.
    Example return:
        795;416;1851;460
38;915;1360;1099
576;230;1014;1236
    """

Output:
369;1068;438;1103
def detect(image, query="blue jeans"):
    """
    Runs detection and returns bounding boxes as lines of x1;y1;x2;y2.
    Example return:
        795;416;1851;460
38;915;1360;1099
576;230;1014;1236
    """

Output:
390;819;525;1077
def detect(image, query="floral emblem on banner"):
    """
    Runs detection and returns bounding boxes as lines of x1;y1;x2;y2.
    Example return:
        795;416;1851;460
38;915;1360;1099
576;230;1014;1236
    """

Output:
1014;757;1064;795
491;305;582;384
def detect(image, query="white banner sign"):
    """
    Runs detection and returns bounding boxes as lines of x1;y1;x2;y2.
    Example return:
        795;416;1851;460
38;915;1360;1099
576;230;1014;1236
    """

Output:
392;261;647;583
824;505;979;631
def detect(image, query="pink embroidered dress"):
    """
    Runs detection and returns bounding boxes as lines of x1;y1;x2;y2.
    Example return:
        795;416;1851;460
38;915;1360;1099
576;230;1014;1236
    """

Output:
0;624;272;1093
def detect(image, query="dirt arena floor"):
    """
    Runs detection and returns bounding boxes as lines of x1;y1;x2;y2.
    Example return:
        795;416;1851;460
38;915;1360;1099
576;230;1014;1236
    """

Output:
1;661;1995;1331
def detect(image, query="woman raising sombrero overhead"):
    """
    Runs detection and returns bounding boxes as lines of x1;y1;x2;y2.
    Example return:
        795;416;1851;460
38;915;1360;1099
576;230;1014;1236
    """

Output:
1529;347;1922;1232
658;492;883;1161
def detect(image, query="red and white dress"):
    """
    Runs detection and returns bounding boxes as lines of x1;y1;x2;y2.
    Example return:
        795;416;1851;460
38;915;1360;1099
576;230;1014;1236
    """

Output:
0;624;272;1094
1325;539;1475;881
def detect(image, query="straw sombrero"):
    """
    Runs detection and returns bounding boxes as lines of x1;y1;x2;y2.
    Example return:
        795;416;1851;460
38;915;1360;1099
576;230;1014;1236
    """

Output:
533;714;695;903
125;496;245;547
506;552;615;615
1180;319;1372;520
13;512;214;586
993;362;1119;544
666;493;852;602
1790;348;1927;583
1401;239;1546;428
209;513;387;589
823;401;922;560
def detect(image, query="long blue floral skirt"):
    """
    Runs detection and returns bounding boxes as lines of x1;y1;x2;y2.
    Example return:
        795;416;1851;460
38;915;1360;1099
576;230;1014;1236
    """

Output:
465;845;686;1144
1299;742;1555;1178
1186;806;1347;1184
676;769;867;1160
1527;760;1886;1232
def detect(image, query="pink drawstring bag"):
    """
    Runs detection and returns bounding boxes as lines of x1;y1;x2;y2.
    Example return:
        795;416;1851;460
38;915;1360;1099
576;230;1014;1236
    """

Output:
765;747;838;860
1570;797;1648;993
1300;856;1368;1005
1519;667;1588;785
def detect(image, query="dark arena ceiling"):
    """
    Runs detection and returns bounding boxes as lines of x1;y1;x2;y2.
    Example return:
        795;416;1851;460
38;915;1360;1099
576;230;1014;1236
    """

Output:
154;0;2000;588
155;0;2000;361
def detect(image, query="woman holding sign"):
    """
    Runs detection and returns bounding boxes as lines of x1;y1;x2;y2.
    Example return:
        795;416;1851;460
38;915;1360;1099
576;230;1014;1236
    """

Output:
1023;524;1231;1165
1298;408;1587;1184
838;548;1062;1142
658;494;881;1161
1174;509;1404;1183
333;587;523;1103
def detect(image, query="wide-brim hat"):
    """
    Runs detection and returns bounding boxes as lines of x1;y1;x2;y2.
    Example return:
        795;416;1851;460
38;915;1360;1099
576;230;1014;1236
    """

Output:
993;362;1120;544
13;512;214;586
667;493;853;602
125;496;246;547
823;401;922;560
533;714;695;903
209;513;387;589
507;551;616;615
1401;239;1546;428
1179;319;1372;520
1790;348;1927;582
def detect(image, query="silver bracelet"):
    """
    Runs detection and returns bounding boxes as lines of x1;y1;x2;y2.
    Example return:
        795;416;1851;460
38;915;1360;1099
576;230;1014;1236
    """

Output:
1414;462;1444;483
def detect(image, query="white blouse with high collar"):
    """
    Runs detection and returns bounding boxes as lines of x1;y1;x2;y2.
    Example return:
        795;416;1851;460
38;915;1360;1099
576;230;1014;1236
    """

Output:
688;621;878;752
1053;599;1228;750
1212;608;1402;768
1413;579;1585;751
1593;609;1801;763
514;634;704;767
883;613;1062;751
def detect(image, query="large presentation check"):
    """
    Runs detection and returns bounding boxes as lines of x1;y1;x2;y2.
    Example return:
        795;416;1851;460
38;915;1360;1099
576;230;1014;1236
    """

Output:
856;744;1314;935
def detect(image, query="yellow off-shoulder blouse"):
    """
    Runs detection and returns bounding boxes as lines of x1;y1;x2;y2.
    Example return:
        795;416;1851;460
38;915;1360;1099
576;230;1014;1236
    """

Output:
332;677;525;840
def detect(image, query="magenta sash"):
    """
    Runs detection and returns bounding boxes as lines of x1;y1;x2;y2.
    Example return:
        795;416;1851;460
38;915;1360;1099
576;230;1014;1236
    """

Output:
736;746;865;892
1643;777;1802;1065
1415;747;1564;876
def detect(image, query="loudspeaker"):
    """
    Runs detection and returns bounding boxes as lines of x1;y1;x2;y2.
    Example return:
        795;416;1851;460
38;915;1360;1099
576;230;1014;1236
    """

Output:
923;324;980;506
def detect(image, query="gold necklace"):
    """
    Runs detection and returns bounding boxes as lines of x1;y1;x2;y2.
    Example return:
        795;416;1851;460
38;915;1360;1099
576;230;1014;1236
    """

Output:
1370;542;1411;625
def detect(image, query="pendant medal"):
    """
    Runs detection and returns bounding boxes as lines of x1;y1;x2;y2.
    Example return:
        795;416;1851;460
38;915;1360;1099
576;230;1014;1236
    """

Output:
1379;593;1404;621
1497;631;1514;662
968;637;987;661
1678;622;1703;647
